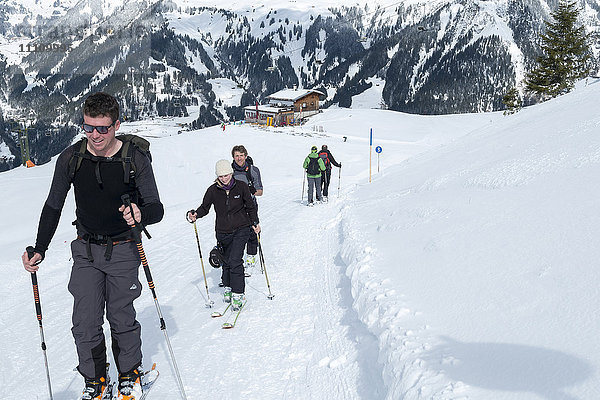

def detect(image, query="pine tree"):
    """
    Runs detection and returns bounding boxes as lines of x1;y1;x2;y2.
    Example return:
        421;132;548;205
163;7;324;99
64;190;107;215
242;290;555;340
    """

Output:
502;87;522;115
525;0;591;98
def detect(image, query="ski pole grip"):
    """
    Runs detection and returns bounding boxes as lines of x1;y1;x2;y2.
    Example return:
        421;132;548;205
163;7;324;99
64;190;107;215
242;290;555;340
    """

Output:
121;194;142;242
186;209;196;223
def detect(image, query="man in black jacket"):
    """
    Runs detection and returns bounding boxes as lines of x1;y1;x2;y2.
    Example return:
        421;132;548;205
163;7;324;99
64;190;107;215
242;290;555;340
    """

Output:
22;92;164;400
187;160;261;311
318;145;342;200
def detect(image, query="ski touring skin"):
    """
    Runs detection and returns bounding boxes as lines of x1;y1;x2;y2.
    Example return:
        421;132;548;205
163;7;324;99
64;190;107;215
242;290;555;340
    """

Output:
222;300;247;329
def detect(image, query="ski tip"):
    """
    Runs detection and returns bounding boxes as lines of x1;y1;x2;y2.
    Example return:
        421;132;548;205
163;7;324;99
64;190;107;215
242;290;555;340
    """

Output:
222;322;234;329
211;312;223;318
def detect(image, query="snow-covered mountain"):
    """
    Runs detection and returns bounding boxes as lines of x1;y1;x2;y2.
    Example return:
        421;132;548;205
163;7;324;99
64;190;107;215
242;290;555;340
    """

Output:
1;0;600;171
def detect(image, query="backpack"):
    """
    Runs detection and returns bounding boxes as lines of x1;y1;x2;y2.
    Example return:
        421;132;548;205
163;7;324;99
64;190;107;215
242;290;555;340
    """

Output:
68;134;151;185
306;156;321;175
318;150;330;168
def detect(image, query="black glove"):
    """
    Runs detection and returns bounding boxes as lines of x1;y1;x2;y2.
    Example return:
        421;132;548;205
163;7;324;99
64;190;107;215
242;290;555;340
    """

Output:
339;163;342;168
249;186;257;195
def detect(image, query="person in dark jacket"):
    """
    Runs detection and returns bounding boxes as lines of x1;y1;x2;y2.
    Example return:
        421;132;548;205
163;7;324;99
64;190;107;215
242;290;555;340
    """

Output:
187;160;261;311
231;145;263;271
318;144;342;200
303;145;326;205
22;92;164;400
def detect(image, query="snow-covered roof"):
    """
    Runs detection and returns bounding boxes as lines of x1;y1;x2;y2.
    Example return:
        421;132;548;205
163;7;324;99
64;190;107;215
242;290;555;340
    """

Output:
267;89;324;102
243;105;293;114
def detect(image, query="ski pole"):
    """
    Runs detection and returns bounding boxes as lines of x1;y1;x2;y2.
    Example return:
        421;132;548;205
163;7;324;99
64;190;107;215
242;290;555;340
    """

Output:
26;247;53;400
301;169;306;203
121;195;188;400
256;232;274;300
337;166;341;197
188;216;214;308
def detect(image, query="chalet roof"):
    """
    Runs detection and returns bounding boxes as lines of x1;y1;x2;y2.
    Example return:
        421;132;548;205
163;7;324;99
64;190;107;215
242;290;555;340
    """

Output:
243;105;293;113
267;89;324;102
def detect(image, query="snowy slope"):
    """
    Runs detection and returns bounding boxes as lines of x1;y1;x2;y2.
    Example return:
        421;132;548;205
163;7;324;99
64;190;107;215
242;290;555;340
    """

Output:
1;79;600;399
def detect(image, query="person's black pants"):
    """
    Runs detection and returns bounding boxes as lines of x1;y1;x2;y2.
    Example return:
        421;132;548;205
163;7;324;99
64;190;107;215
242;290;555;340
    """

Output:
217;226;252;293
321;169;332;197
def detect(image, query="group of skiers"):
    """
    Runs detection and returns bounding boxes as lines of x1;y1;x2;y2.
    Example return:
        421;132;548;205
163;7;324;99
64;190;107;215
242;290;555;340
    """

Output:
303;144;341;205
186;145;262;312
20;92;342;400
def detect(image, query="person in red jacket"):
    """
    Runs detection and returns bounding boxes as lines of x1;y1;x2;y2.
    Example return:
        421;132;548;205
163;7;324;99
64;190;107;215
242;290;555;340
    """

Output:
187;160;261;311
318;145;342;201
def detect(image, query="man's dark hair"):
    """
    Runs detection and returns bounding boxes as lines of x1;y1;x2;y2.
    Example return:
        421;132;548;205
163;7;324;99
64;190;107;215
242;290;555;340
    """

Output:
83;92;120;122
231;145;248;157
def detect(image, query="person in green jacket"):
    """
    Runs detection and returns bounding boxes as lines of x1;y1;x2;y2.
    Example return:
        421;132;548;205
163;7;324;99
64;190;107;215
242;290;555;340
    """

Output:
302;145;326;206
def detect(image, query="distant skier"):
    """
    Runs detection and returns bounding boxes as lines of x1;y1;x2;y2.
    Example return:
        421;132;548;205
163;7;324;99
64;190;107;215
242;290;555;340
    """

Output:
303;145;326;206
318;144;341;201
21;92;164;400
231;145;263;273
187;160;261;311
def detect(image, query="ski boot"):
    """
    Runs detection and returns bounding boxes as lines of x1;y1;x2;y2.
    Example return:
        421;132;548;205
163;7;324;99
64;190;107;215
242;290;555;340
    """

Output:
80;376;109;400
223;286;232;303
116;367;142;400
232;293;244;311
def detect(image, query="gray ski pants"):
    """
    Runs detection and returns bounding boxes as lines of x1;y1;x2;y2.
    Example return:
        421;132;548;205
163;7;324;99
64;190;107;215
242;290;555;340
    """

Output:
69;238;142;379
307;176;322;202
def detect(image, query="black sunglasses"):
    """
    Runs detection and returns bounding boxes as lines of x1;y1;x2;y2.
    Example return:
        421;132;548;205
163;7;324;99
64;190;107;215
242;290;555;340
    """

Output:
82;121;116;134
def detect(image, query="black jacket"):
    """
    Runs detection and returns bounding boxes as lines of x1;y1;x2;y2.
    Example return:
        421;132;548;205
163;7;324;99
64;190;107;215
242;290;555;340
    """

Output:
195;178;259;233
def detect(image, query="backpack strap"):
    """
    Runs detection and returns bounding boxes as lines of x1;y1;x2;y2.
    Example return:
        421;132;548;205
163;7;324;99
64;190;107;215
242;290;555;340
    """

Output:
68;138;89;181
245;165;254;189
120;139;133;184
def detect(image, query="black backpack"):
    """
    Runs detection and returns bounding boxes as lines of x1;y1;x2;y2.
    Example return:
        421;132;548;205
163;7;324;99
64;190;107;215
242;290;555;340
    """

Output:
68;134;151;185
306;156;321;175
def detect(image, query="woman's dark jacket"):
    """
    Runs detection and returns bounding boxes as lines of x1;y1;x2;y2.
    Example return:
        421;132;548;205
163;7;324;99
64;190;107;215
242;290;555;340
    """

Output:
195;178;259;233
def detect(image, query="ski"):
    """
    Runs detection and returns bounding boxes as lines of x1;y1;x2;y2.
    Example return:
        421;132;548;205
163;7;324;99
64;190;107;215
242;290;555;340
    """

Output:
138;363;159;400
222;300;247;329
211;303;231;318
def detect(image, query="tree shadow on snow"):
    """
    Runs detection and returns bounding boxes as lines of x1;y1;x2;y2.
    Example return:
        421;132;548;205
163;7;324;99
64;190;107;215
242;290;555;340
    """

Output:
422;336;593;400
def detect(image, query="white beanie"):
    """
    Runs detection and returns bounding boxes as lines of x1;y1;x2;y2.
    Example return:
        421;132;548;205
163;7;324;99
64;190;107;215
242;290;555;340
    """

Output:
215;159;233;176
